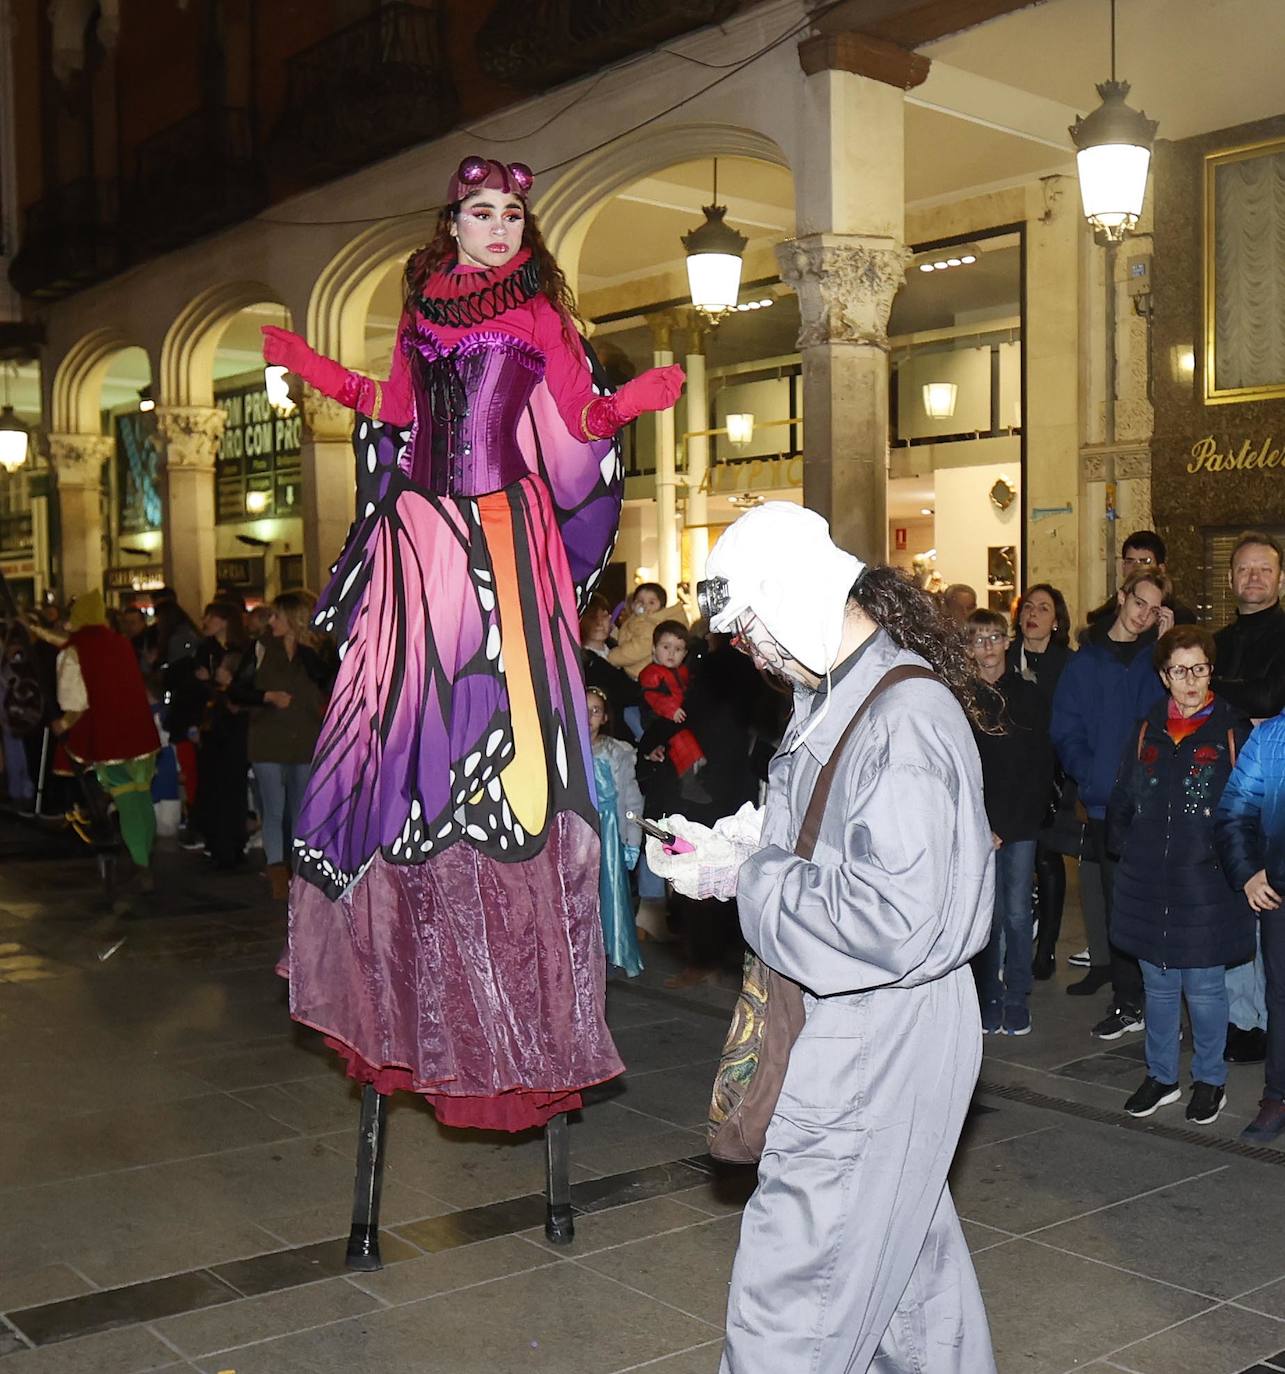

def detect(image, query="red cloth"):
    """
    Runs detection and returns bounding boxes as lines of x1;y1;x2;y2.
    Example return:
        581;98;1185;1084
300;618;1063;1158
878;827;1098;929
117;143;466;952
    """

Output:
323;1036;584;1130
64;626;160;763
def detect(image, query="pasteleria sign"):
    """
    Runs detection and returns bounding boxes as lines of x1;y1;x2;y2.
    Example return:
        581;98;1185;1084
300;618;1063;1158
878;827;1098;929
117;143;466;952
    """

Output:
1186;435;1284;474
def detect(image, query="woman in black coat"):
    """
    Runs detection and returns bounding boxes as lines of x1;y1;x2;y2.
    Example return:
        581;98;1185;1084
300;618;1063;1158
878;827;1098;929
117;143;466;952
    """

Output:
1006;583;1075;978
1107;625;1254;1126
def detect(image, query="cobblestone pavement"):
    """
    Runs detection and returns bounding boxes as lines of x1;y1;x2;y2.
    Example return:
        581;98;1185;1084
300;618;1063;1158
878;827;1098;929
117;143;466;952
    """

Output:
1;816;1282;1373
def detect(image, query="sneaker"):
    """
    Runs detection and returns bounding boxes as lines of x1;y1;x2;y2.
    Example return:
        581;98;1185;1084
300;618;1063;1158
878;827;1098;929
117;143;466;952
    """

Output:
1241;1099;1285;1144
1124;1075;1180;1117
1093;1007;1145;1040
1186;1082;1226;1125
1068;948;1091;967
981;1002;1004;1034
1002;1005;1032;1036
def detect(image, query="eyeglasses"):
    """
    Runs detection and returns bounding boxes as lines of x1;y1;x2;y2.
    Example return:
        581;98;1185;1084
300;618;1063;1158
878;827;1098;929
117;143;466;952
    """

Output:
1122;554;1157;568
1163;662;1212;681
970;633;1005;647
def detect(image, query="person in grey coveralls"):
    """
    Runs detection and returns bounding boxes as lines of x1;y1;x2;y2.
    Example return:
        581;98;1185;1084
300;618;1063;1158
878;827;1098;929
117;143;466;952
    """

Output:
650;503;997;1374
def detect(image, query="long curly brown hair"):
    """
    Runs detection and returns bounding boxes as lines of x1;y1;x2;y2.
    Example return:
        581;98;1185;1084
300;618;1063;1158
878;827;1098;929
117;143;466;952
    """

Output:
851;565;996;731
403;200;584;339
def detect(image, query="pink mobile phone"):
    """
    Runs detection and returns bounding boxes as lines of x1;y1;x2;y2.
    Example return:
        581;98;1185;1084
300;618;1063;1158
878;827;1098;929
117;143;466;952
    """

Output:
626;812;695;855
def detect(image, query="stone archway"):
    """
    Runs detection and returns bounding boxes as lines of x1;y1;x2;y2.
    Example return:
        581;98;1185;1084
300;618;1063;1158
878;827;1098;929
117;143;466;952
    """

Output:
307;214;439;367
536;122;790;297
159;280;288;408
50;325;138;435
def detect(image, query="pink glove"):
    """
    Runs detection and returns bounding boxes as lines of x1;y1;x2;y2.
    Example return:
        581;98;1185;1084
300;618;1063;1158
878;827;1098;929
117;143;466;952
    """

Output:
261;325;363;407
583;364;685;438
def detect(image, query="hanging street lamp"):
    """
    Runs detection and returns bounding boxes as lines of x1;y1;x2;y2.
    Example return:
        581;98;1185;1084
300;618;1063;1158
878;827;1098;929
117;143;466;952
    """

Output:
682;159;748;324
0;405;29;474
1069;1;1158;242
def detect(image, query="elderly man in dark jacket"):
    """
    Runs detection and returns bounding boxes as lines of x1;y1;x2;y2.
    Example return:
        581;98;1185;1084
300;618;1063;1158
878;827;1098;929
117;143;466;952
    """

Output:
1108;626;1253;1126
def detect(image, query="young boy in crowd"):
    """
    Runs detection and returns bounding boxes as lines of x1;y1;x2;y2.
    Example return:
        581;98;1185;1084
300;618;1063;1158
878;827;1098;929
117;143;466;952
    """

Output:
638;620;705;781
966;608;1055;1035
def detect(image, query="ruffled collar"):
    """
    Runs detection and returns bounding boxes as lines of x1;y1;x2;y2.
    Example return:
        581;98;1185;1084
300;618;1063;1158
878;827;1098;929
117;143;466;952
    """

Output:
419;247;533;303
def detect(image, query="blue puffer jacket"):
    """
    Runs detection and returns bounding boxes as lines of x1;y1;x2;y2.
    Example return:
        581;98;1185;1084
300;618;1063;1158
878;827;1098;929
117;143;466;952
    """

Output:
1108;695;1254;969
1216;708;1285;893
1051;629;1165;818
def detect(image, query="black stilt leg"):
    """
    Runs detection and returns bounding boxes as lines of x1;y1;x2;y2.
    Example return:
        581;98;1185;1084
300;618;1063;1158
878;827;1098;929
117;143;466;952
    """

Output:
543;1110;574;1245
345;1084;389;1271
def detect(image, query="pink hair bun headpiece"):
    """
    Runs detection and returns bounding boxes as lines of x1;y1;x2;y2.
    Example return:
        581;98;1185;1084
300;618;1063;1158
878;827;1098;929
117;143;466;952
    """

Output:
447;157;534;205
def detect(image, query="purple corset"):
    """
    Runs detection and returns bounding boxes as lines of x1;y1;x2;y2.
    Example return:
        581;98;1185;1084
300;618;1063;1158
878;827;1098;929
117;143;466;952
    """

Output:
402;327;546;497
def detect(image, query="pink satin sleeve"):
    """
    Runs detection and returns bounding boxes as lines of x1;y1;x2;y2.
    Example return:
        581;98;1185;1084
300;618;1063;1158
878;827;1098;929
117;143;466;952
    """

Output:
531;299;619;441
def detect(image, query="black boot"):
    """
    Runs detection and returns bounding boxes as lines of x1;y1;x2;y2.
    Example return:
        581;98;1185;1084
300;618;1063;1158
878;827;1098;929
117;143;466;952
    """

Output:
1032;847;1065;981
1066;965;1112;996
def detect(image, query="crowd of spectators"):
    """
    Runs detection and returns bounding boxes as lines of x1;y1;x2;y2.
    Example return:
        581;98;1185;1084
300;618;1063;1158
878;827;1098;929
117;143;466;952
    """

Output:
1;523;1282;1142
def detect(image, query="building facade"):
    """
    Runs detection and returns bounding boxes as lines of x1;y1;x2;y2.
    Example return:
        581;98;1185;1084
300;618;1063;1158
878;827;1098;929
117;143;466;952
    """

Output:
3;0;1284;626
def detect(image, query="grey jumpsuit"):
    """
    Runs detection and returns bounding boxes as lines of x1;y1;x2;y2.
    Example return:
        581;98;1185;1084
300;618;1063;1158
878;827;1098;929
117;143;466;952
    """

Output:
721;630;997;1374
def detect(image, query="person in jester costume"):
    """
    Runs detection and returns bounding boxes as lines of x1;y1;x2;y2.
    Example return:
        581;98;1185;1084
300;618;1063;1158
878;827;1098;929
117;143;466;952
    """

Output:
262;156;685;1131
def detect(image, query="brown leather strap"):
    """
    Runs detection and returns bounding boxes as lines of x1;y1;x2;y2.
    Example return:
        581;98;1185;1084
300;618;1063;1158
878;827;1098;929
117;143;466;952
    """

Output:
794;665;939;861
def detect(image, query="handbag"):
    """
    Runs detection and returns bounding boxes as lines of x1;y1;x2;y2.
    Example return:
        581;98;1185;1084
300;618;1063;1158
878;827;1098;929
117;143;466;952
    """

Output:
707;663;938;1164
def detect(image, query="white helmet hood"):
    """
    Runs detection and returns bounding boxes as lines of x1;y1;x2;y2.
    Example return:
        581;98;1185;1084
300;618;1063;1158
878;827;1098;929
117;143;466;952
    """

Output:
704;502;865;676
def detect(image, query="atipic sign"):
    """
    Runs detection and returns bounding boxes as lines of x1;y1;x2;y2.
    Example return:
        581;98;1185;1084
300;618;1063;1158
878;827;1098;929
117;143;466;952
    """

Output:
215;381;303;523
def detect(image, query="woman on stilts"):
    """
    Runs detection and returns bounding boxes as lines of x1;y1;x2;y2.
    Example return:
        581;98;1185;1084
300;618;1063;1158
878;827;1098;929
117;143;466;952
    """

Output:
262;156;684;1131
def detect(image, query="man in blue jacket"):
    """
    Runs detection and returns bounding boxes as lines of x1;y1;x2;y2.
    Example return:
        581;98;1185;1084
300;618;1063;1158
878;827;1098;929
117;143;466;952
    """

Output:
1052;569;1170;1039
1215;707;1285;1143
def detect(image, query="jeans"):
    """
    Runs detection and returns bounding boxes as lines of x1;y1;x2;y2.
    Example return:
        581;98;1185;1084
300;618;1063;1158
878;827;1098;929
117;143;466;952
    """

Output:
974;839;1036;1011
1262;913;1285;1102
253;761;312;866
1087;817;1144;1014
1139;961;1228;1087
1227;932;1267;1031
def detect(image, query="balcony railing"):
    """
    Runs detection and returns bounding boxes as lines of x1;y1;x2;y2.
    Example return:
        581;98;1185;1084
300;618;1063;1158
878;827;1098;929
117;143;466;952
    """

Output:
269;2;458;187
8;179;122;301
476;0;744;89
129;107;265;254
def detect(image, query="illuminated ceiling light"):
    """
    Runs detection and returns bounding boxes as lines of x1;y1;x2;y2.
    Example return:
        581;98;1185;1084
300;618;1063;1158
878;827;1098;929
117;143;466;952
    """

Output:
918;263;935;273
1070;1;1158;242
920;507;934;516
728;492;764;509
922;382;958;419
960;253;977;264
933;260;949;270
682;158;747;324
725;413;755;446
946;257;962;267
245;489;270;515
0;406;29;474
138;386;155;413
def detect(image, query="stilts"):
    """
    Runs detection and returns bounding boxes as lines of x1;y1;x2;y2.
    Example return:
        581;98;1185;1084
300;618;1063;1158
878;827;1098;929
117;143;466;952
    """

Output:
343;1087;576;1270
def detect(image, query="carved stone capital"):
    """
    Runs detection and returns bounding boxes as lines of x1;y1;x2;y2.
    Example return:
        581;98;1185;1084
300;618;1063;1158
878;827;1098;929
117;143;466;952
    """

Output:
1080;442;1152;483
775;234;910;350
301;389;355;444
155;406;226;474
48;433;112;490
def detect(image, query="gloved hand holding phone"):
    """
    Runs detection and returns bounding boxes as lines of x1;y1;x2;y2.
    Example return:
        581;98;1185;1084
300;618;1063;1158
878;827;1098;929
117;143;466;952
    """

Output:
641;802;764;902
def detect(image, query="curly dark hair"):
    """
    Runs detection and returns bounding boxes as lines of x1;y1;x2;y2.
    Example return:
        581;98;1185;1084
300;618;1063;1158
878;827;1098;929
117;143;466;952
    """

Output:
403;200;583;339
851;565;994;731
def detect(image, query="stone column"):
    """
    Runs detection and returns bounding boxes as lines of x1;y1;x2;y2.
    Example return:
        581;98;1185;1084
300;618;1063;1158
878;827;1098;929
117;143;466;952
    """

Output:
681;316;711;586
647;311;681;595
300;392;356;593
155;405;225;614
776;236;907;561
780;53;911;562
47;433;110;598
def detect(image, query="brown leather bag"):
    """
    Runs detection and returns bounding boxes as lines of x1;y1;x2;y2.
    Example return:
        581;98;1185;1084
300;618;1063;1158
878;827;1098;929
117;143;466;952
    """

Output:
707;664;938;1164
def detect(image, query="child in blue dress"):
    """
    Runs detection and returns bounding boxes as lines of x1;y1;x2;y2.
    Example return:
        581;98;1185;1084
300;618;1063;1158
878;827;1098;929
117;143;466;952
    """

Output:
586;687;644;976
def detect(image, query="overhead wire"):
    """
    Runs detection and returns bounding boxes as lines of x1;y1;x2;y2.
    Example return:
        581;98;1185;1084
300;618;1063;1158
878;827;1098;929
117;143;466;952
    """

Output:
253;0;848;230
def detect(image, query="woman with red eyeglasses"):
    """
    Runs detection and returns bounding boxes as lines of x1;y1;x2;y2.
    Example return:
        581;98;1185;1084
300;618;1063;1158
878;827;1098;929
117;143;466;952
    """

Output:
1107;625;1254;1125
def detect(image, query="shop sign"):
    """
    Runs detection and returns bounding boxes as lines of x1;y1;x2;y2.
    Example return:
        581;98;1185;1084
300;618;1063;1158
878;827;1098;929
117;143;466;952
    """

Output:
215;556;265;589
1186;434;1283;474
106;563;165;592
